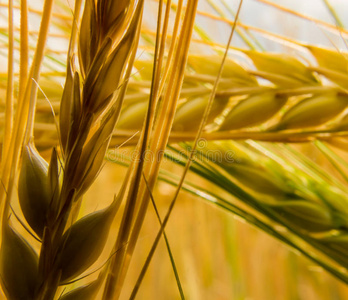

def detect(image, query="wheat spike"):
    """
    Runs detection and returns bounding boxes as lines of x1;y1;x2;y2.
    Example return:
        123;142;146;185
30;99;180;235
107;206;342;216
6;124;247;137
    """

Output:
36;0;143;297
120;50;348;138
2;47;348;149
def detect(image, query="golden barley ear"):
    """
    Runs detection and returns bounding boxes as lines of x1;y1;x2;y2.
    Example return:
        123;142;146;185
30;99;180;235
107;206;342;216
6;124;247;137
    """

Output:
113;47;348;146
21;45;348;150
31;0;144;298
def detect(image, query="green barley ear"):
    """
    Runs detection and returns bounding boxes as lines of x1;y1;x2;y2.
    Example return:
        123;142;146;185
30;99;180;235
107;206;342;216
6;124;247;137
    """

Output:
53;202;116;284
18;143;50;238
200;141;291;196
0;224;39;300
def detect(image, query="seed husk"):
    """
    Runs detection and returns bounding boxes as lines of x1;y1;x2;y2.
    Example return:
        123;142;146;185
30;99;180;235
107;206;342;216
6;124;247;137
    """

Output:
79;0;99;75
116;101;148;130
308;46;348;74
270;200;333;232
227;163;286;196
219;92;286;130
188;55;259;87
244;51;319;87
60;272;104;300
275;93;348;130
0;224;39;300
173;96;228;131
18;143;50;238
53;204;115;284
